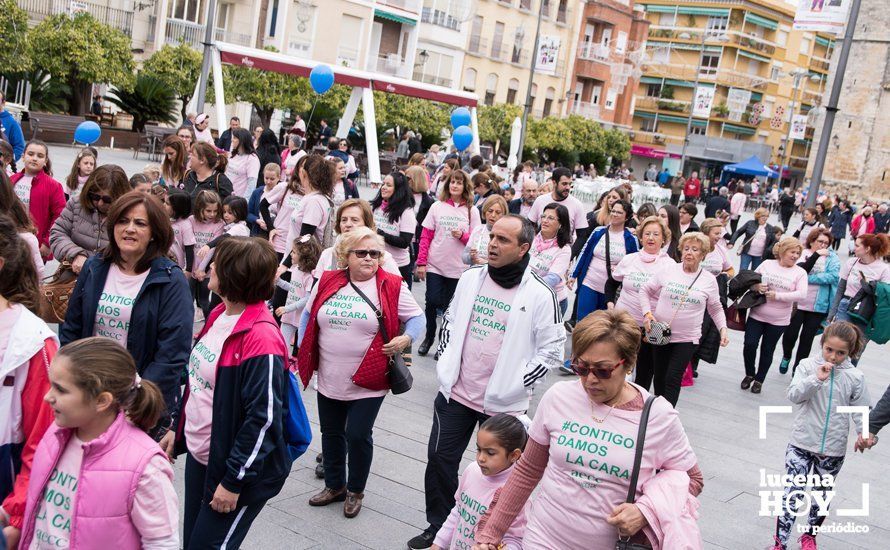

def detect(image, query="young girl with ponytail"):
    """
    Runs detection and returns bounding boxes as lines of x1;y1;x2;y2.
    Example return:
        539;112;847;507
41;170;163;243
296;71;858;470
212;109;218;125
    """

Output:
18;337;179;549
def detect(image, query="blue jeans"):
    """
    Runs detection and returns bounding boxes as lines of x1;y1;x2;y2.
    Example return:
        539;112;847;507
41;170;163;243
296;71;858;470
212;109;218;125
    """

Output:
577;284;608;324
740;253;763;271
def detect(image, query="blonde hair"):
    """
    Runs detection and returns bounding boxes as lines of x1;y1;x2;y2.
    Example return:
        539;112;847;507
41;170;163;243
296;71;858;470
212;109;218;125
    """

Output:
572;310;640;371
481;194;508;221
772;236;803;259
405;165;429;194
637;215;670;247
335;198;375;234
334;226;386;268
699;217;725;237
754;207;770;221
679;231;711;255
142;164;161;183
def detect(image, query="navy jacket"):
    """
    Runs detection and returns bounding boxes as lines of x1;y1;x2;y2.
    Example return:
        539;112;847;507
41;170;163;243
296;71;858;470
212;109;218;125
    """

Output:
572;226;639;282
60;255;193;422
247;186;266;236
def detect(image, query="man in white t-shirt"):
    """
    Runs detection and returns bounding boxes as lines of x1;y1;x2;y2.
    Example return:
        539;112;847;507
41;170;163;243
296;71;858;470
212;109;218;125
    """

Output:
527;167;588;240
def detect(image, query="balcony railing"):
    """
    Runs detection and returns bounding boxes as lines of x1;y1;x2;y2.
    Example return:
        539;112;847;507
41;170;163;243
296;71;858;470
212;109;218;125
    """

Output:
577;43;611;62
641;63;775;91
420;7;460;30
809;56;830;72
467;36;489;56
636;96;690;114
376;53;407;76
648;26;777;56
569;101;601;120
413;71;453;88
510;48;529;66
790;156;809;169
21;0;133;34
377;0;420;14
490;40;506;61
149;17;252;48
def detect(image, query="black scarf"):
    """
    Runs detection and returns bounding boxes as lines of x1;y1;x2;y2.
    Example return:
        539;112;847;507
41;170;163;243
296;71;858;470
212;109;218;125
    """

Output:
488;254;530;289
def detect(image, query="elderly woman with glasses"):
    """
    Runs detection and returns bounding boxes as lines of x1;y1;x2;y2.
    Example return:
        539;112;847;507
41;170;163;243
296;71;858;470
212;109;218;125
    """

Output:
779;229;839;377
473;310;703;550
298;226;425;519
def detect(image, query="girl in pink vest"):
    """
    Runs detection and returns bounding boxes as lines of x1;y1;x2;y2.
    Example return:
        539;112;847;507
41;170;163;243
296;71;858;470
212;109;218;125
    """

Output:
19;337;179;549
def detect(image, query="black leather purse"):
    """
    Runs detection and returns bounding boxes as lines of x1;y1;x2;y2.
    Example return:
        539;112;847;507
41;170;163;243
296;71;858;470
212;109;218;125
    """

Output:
349;281;413;395
615;395;655;550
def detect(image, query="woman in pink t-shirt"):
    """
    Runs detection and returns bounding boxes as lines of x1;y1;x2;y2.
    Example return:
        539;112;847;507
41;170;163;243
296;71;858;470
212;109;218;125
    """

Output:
529;203;573;315
741;237;808;394
639;232;728;406
463;194;507;268
224;128;261;199
371;171;418;286
188;190;225;318
474;310;704;550
416;169;480;356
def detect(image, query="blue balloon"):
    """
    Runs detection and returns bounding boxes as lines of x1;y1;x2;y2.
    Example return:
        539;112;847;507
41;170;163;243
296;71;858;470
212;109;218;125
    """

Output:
450;107;472;129
452;125;473;152
74;121;101;145
309;64;335;94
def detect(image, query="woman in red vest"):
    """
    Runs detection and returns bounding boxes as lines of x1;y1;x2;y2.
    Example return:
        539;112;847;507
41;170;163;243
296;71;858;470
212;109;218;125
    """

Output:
298;226;424;518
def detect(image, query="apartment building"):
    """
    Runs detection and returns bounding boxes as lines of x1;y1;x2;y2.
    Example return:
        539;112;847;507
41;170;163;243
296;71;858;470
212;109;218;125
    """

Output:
568;1;649;129
630;0;834;185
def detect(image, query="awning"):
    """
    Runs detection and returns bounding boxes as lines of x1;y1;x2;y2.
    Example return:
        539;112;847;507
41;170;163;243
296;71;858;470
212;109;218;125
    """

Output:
671;43;724;52
738;50;770;63
678;7;730;16
640;76;663;84
665;79;714;88
815;36;834;48
635;111;657;119
723;123;756;135
642;5;676;13
744;13;779;31
658;114;692;124
691;119;708;128
374;9;416;26
631;144;680;159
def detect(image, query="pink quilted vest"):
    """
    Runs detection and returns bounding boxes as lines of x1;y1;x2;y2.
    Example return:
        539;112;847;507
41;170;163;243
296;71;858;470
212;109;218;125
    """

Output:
19;412;165;549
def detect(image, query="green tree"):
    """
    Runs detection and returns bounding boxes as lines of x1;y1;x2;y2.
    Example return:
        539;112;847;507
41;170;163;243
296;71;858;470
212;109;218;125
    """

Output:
0;0;31;75
224;47;312;127
477;104;523;155
28;13;135;115
142;43;203;120
105;73;177;132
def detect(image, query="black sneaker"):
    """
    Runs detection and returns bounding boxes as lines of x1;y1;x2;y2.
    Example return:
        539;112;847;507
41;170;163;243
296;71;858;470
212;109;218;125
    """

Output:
407;528;437;549
418;337;434;356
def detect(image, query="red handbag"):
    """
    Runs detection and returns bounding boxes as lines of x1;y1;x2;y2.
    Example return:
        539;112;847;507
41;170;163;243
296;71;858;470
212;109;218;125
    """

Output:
726;302;747;331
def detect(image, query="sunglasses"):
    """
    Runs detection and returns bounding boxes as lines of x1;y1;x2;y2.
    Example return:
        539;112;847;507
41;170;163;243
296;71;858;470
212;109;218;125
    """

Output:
570;358;625;380
88;192;114;204
350;249;382;259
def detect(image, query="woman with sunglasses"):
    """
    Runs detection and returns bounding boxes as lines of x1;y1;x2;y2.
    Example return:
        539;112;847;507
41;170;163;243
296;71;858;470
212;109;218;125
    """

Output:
473;310;703;550
50;165;131;274
298;227;424;519
778;229;839;377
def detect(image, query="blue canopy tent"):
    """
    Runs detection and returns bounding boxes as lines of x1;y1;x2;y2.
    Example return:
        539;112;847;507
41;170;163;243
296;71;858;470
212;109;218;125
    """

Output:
720;155;777;184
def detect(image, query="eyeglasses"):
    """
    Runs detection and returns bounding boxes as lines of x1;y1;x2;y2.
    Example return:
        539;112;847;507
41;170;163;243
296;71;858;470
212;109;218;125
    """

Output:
88;192;113;204
815;239;830;246
350;249;382;259
570;358;626;380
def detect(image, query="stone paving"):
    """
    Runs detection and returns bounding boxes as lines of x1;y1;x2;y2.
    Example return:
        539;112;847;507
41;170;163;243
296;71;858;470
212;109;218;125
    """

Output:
46;145;890;549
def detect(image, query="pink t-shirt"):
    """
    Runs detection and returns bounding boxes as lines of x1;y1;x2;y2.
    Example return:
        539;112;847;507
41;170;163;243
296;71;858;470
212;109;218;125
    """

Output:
524;380;696;549
466;224;492;264
613;251;677;326
185;310;242;464
433;462;527;550
14;175;33;208
19;231;44;278
290;192;332;246
700;241;731;276
730;193;746;218
374;206;416;267
29;435;178;550
311;243;401;279
270;187;304;253
281;268;314;326
840;257;890;298
92;265;150;345
0;304;23;365
750;260;808;326
529;236;572;301
305;275;423;401
527;193;588;234
452;276;520;412
225;152;261;199
798;249;826;312
639;263;727;344
170;218;196;270
422;201;481;279
189;216;225;249
582;229;627;293
747;225;768;257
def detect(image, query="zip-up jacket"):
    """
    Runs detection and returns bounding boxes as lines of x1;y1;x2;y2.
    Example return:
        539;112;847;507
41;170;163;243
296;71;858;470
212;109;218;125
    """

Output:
0;306;57;529
49;198;109;262
436;265;566;413
729;220;778;258
572;226;639;282
787;356;871;457
174;302;291;504
60;254;193;424
10;170;66;258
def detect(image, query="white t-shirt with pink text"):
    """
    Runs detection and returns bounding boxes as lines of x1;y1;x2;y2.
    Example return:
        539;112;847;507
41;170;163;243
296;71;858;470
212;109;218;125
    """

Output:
290;192;333;246
527;193;588;235
748;226;768;257
798;249;826;312
701;241;731;276
422;201;481;279
613;251;677;326
840;257;890;298
529;237;572;302
189;216;225;249
170;218;196;270
14;175;33;208
582;229;627;293
638;263;726;344
750;260;808;326
374;206;416;267
92;265;150;345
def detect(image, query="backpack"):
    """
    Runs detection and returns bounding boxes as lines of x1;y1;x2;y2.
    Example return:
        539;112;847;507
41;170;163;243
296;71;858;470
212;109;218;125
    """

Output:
847;278;876;326
283;366;312;461
866;281;890;344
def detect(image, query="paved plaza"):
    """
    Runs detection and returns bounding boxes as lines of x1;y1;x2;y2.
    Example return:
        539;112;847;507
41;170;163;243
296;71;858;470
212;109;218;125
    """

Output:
49;145;890;549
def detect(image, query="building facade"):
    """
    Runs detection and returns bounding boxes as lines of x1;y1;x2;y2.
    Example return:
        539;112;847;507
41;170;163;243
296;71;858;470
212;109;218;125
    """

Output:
805;0;890;202
629;0;834;184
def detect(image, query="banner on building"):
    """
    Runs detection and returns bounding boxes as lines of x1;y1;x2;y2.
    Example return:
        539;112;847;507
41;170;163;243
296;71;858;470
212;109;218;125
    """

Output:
727;89;752;122
790;114;808;140
793;0;850;35
535;36;561;75
692;86;715;118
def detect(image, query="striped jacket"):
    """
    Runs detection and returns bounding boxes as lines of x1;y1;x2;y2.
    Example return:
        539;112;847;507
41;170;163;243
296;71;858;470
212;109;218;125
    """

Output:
173;301;291;504
435;264;566;414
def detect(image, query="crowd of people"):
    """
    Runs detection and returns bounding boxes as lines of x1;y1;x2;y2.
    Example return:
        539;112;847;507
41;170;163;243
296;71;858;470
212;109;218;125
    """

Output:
1;118;889;550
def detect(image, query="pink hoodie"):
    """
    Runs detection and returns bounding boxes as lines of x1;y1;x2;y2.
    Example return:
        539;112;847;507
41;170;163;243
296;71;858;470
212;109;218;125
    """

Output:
636;470;703;550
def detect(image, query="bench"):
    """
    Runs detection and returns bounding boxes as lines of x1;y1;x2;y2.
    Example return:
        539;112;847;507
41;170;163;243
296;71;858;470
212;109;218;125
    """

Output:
27;113;87;143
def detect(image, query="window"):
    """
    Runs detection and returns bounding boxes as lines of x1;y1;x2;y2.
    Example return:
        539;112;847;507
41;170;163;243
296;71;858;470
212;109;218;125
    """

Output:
699;53;720;77
641;118;658;132
519;0;531;10
266;0;278;37
414;50;455;87
507;78;520;104
486;73;498;106
605;89;617;110
650;46;670;64
469;16;483;53
799;36;811;56
762;99;774;118
542;0;550;18
706;15;728;34
601;28;612;47
659;12;676;26
511;27;524;63
463;68;477;91
492;22;505;59
770;66;781;80
543;87;555;116
776;29;788;47
591;84;602;105
691;125;707;136
337;15;363;67
747;58;761;76
615;32;627;55
557;0;568;23
646;83;662;97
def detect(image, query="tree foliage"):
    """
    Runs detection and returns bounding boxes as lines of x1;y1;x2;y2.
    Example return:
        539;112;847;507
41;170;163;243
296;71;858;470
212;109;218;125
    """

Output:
517;114;631;171
142;43;203;119
105;74;177;132
0;0;31;74
224;47;312;127
25;69;71;114
28;13;135;115
477;104;523;152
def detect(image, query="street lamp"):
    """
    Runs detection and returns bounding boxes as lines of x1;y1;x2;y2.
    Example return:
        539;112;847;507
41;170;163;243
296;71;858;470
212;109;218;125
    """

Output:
415;49;430;67
677;30;728;177
772;69;821;190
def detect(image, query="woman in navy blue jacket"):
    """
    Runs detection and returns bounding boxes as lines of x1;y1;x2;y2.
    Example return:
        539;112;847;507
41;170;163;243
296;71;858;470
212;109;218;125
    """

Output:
60;191;193;437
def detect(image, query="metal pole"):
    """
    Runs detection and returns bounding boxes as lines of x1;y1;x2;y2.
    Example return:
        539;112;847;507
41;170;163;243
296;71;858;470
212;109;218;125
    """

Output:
805;0;861;207
678;30;707;177
517;0;545;163
195;0;219;112
775;73;802;191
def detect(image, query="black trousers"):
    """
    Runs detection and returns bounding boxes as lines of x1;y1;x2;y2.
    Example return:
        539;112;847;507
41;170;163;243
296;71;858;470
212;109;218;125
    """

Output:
652;341;697;407
633;337;657;392
190;278;212;319
271;252;290;324
781;210;793;231
744;317;787;383
424;393;490;532
782;309;826;375
399;264;413;290
317;392;385;493
730;217;740;235
424;272;459;343
183;454;266;550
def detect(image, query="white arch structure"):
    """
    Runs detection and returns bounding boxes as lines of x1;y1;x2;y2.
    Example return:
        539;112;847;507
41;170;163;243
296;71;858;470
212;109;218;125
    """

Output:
200;42;480;184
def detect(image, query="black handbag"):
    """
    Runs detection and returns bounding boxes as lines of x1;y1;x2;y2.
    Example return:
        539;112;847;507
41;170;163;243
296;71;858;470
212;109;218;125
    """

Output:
615;395;656;550
349;281;414;395
603;230;622;305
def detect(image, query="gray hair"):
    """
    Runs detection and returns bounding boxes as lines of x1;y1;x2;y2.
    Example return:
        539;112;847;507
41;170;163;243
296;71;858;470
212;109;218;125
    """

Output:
719;186;728;196
288;135;303;148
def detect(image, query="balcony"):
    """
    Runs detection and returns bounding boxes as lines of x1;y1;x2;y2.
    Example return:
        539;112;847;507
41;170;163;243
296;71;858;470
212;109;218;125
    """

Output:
375;53;408;77
413;71;453;88
641;63;775;91
810;56;831;73
467;36;489;56
648;26;777;56
421;7;460;31
377;0;421;13
636;96;690;114
149;17;252;48
555;5;571;25
509;48;530;67
790;156;809;169
569;101;601;120
577;43;611;63
21;0;133;34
